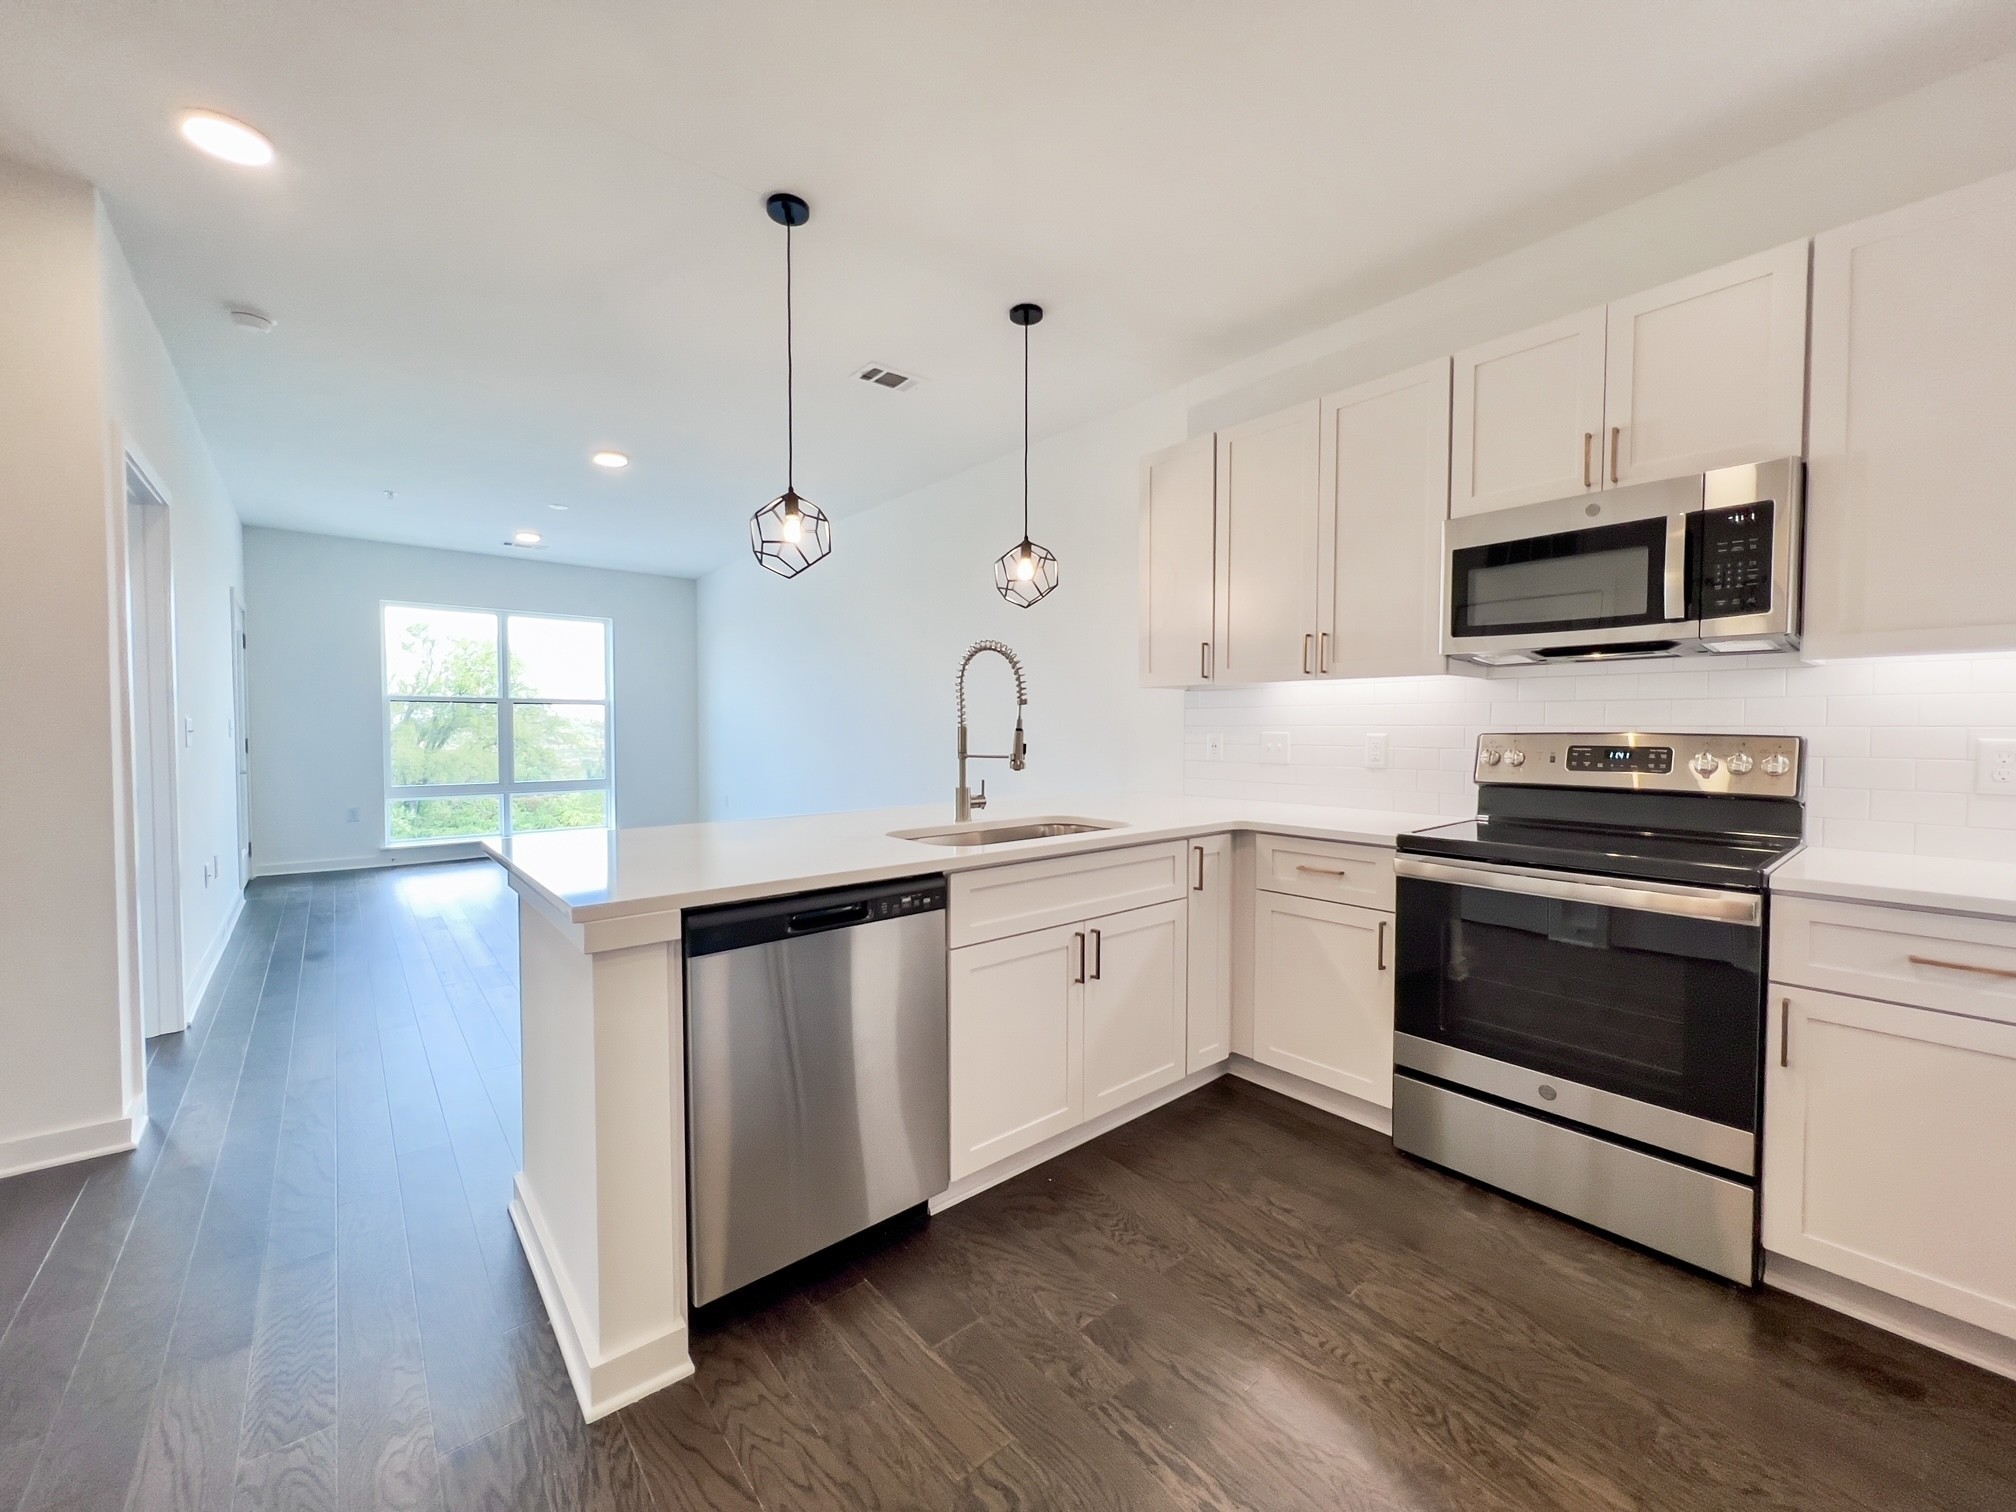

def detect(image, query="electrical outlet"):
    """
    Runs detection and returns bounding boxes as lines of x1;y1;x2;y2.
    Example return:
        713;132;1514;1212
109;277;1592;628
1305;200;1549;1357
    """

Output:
346;806;362;823
1977;738;2016;795
1203;732;1225;761
1260;730;1291;765
1366;733;1389;770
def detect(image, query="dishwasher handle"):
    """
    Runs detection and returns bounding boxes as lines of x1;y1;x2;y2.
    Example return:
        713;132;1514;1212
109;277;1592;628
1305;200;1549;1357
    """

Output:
788;902;871;933
684;874;948;956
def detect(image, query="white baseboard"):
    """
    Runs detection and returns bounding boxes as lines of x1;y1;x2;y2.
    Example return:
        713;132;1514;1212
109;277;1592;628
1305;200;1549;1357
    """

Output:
182;888;245;1029
0;1100;146;1180
1226;1055;1394;1136
510;1175;693;1421
1764;1252;2016;1384
931;1063;1230;1214
252;842;487;879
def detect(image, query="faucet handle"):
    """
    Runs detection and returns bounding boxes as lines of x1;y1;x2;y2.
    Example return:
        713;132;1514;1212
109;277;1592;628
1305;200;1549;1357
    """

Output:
972;780;987;812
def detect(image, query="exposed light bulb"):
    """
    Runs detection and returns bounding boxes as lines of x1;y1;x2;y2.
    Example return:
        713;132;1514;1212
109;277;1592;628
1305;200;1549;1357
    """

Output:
781;508;804;544
178;110;275;166
1015;552;1035;582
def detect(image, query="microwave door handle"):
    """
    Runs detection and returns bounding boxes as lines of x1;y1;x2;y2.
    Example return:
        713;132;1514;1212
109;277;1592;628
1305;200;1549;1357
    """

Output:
1663;512;1688;622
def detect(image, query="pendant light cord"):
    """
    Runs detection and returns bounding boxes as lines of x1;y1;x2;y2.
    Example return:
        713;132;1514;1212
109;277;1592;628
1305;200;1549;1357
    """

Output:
1021;319;1030;541
785;219;795;492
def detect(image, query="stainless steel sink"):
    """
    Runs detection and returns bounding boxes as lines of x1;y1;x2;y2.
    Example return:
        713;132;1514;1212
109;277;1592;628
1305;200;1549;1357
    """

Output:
890;817;1124;848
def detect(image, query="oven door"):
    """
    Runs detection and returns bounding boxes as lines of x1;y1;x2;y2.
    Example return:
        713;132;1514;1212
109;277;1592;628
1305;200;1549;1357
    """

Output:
1443;475;1699;663
1392;856;1763;1175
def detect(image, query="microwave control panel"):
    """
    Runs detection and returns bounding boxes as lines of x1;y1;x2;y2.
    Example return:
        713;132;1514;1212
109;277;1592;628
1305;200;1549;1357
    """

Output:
1700;500;1775;616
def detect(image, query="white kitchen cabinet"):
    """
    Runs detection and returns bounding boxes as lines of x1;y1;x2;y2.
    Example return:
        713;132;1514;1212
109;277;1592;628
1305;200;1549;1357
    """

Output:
1764;986;2016;1341
1185;835;1232;1073
1317;358;1450;678
1806;169;2016;658
948;921;1083;1180
1138;435;1218;687
1213;400;1321;682
1082;900;1188;1120
1602;240;1808;486
1252;891;1393;1106
1450;306;1607;516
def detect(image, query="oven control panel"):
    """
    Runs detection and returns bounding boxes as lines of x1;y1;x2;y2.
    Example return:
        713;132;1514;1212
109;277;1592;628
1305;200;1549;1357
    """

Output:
1476;732;1802;795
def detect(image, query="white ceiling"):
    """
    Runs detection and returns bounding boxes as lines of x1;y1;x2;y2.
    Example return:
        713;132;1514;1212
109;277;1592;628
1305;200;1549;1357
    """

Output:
2;1;2012;577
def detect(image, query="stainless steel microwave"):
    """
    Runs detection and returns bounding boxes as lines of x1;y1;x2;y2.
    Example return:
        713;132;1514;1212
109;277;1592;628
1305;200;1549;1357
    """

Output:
1442;458;1803;665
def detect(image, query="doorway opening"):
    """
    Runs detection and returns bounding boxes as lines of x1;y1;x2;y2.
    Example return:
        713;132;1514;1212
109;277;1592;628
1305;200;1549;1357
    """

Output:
124;458;186;1038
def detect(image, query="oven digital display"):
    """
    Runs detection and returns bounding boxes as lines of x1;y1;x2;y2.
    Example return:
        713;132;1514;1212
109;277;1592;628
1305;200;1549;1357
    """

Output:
1567;744;1674;773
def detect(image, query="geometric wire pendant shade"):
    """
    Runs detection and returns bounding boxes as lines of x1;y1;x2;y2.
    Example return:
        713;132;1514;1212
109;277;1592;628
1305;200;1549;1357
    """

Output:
751;191;833;578
995;301;1057;607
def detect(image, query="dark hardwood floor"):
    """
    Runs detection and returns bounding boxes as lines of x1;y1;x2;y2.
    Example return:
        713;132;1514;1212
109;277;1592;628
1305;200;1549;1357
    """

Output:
3;860;2014;1510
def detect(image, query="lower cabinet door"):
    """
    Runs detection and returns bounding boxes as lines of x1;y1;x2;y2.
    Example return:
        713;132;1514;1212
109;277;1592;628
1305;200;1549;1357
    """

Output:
948;921;1084;1181
1253;892;1393;1105
1186;836;1233;1073
1764;987;2016;1339
1084;900;1189;1120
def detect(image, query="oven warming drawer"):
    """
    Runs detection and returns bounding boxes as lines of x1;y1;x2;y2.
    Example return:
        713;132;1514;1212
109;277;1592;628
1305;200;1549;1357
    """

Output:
1393;1075;1757;1284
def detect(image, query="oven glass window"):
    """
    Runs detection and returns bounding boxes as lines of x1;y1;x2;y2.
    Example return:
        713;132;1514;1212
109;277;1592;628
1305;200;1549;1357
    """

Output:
1394;878;1761;1131
1450;516;1669;639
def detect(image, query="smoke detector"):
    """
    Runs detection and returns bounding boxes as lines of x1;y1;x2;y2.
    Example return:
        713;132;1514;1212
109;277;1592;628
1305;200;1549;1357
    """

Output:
853;363;920;393
228;306;276;332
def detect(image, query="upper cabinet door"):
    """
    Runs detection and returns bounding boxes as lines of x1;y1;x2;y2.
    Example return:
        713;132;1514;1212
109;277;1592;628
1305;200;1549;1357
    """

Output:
1806;169;2016;658
1603;240;1809;487
1317;358;1451;679
1138;435;1217;688
1450;306;1607;516
1213;401;1321;682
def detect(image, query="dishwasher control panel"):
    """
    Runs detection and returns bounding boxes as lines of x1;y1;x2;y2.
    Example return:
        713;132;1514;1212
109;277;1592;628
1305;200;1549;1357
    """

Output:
685;874;946;956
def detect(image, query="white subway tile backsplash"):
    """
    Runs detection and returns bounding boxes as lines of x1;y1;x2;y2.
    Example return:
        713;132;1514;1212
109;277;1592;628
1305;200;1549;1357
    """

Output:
1184;651;2016;863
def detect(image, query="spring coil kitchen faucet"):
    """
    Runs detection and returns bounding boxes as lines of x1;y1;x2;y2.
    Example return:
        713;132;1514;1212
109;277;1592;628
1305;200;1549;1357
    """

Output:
955;641;1027;821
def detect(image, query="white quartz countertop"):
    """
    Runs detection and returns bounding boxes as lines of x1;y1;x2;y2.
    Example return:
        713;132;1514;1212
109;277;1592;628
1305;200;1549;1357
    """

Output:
484;793;1433;926
1770;847;2016;921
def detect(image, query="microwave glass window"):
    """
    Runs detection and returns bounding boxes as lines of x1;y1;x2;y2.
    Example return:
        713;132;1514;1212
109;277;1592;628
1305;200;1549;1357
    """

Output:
1464;544;1650;629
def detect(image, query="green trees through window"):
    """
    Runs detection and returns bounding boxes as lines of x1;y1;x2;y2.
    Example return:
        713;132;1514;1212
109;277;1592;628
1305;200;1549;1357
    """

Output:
383;605;611;843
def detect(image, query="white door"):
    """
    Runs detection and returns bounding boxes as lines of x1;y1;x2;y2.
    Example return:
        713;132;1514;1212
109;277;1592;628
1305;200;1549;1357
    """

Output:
1139;435;1217;687
1185;836;1233;1074
1213;401;1320;682
1603;240;1809;487
948;921;1084;1179
1806;169;2016;658
124;464;185;1038
1080;900;1186;1120
1450;306;1607;516
1317;358;1451;679
1763;987;2016;1340
1253;893;1393;1105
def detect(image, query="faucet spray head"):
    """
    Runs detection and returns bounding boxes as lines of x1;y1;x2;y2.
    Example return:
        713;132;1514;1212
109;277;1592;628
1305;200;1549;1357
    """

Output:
1011;716;1027;771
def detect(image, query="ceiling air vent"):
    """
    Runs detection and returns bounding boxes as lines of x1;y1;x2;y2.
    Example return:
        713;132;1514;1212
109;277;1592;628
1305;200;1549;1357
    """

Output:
854;363;920;393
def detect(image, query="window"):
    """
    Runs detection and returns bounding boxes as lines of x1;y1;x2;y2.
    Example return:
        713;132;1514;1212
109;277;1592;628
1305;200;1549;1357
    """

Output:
382;604;612;843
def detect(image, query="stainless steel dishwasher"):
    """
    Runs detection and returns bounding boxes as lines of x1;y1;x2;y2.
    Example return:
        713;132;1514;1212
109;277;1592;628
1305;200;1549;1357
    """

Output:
684;875;949;1307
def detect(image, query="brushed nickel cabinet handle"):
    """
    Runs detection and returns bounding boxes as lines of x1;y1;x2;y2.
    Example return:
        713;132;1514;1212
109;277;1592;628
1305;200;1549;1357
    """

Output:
1609;425;1621;484
1200;641;1211;681
1377;920;1388;972
1779;997;1791;1068
1073;931;1086;984
1582;431;1594;488
1193;845;1206;891
1089;928;1103;981
1302;633;1315;675
1318;631;1331;674
1907;953;2016;981
1295;864;1350;878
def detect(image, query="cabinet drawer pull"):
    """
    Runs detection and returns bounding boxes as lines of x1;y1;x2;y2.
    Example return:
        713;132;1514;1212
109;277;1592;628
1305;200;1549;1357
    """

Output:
1294;864;1350;878
1302;633;1315;675
1609;425;1621;484
1089;928;1102;981
1907;953;2016;981
1193;845;1206;891
1073;931;1086;984
1582;431;1594;489
1377;919;1388;972
1779;996;1791;1068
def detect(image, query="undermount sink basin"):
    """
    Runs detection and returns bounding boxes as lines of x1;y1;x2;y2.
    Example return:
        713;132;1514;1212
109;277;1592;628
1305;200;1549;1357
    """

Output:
890;816;1125;848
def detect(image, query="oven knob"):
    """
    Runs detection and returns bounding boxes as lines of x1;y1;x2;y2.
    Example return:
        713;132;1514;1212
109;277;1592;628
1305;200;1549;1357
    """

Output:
1690;751;1721;777
1481;749;1502;766
1761;752;1792;777
1726;753;1755;775
1503;750;1526;768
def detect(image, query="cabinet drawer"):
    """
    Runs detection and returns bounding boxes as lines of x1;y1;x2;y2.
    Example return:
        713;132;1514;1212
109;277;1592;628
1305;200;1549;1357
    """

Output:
1772;897;2016;1027
1254;833;1395;909
950;841;1187;949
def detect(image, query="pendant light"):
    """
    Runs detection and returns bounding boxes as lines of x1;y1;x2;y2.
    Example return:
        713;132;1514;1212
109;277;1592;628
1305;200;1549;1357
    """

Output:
994;302;1058;607
750;192;832;577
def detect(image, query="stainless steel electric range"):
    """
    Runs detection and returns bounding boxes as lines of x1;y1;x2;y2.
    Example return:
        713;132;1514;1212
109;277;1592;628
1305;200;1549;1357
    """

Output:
1392;730;1804;1283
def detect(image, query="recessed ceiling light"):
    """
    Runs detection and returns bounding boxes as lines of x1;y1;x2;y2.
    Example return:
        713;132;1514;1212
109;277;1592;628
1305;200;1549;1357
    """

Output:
228;306;276;332
178;110;275;167
591;450;629;470
548;503;569;511
511;530;543;546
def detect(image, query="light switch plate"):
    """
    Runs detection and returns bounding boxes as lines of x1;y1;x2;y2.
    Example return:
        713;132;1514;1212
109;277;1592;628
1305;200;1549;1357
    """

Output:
1977;737;2016;795
1260;730;1291;765
1366;733;1389;770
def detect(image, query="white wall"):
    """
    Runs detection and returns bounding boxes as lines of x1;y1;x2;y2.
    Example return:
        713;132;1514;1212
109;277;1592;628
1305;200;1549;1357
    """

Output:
99;212;248;1011
697;49;2016;832
0;157;141;1173
244;527;699;873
